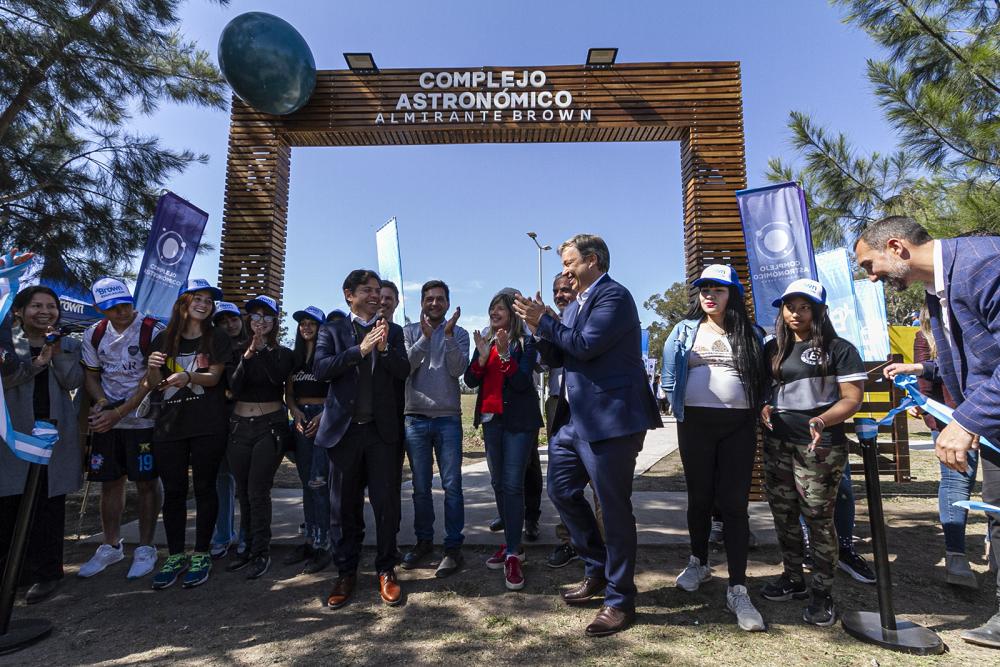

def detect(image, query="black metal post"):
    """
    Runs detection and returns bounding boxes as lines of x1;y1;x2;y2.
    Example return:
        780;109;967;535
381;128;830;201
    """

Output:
0;462;53;654
840;419;943;655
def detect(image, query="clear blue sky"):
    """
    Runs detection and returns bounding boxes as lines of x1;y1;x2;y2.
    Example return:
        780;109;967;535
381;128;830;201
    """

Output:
129;0;896;337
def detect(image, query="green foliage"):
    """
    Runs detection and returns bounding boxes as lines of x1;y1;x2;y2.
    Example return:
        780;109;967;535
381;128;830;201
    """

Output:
0;1;229;286
643;281;692;364
767;0;1000;251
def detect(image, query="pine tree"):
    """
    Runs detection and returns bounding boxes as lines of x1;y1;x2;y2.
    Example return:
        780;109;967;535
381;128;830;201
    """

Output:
767;0;1000;251
0;1;228;286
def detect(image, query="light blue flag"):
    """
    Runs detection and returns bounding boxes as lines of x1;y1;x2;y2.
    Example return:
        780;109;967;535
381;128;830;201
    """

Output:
853;279;891;361
815;248;864;350
0;253;59;464
375;217;407;326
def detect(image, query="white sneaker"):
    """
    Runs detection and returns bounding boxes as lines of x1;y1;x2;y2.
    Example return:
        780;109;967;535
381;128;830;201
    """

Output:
78;540;125;578
675;555;712;592
127;545;159;579
726;584;766;631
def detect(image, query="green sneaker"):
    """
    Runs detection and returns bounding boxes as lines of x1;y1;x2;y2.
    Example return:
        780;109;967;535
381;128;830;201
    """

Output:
151;554;189;590
183;552;212;588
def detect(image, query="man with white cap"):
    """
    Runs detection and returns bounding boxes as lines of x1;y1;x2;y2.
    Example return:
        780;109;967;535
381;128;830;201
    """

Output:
79;277;164;579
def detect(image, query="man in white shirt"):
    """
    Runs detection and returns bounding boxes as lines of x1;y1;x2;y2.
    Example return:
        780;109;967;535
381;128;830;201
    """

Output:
79;278;163;580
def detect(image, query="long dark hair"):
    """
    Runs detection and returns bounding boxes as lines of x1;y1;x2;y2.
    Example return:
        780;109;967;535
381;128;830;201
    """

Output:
685;282;768;409
162;292;215;360
770;299;839;382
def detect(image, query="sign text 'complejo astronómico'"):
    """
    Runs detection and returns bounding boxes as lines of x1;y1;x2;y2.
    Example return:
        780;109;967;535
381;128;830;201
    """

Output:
374;70;593;125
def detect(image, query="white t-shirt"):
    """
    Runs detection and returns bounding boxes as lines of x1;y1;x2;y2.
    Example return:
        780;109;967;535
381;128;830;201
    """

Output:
683;325;749;409
81;313;163;429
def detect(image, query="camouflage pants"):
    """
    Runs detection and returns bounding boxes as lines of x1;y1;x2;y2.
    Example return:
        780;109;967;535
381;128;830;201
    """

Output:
763;435;847;592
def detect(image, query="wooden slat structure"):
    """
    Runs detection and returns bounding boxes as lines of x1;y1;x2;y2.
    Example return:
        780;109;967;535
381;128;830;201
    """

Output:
218;61;748;305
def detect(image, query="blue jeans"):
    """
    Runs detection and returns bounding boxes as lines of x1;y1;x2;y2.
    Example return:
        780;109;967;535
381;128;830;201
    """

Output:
212;456;247;548
482;418;534;554
290;403;330;547
933;430;979;553
405;415;464;549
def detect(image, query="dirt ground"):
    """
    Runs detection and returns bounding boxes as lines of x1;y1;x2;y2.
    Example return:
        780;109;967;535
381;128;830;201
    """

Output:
8;419;1000;665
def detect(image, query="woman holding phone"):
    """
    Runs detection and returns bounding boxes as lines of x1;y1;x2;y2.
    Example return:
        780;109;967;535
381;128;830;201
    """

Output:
146;279;232;590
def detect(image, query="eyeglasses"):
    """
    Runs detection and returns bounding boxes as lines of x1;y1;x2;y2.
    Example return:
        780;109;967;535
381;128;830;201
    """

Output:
249;313;275;323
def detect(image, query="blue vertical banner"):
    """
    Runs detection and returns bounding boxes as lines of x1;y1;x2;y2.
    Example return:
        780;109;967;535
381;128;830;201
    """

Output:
815;248;864;350
640;328;650;358
133;192;209;321
736;182;817;331
854;279;891;361
375;217;407;326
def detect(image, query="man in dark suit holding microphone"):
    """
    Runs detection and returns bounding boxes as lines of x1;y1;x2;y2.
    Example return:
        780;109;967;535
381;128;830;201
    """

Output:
313;269;410;610
514;234;662;637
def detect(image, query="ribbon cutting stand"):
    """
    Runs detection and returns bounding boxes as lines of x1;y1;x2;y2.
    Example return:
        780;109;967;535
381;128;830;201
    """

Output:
0;462;53;655
840;418;943;655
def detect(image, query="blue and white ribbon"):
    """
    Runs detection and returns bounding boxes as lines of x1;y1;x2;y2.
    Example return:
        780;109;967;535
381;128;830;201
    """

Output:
883;374;999;455
952;500;1000;514
0;252;58;464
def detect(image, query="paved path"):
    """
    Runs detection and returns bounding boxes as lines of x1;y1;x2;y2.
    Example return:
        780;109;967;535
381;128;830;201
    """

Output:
89;421;779;548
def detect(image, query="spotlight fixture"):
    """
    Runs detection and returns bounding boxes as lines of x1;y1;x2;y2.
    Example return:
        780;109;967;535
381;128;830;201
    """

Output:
344;52;378;74
586;48;618;69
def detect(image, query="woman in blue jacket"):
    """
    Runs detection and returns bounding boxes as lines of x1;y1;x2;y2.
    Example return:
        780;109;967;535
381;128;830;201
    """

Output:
464;288;542;591
661;265;768;632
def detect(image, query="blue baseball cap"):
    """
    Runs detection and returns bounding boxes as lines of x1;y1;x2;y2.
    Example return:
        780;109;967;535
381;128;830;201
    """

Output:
178;278;223;301
245;294;279;315
692;264;744;294
772;278;827;307
326;309;348;323
212;301;241;322
91;277;133;310
293;306;325;323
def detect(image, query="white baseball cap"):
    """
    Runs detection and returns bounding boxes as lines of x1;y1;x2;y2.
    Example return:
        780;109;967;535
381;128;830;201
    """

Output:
91;277;133;310
692;264;744;294
772;278;827;307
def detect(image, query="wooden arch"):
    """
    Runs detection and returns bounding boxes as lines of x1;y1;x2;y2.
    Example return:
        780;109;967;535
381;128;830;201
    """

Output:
218;61;749;304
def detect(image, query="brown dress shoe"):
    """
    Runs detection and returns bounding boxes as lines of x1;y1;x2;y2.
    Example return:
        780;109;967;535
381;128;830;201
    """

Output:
562;576;608;605
379;569;402;606
325;573;357;609
585;605;634;637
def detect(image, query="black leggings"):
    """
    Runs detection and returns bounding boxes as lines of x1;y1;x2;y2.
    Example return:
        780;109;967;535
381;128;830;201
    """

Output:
677;406;757;585
0;467;65;584
154;435;227;554
227;411;288;557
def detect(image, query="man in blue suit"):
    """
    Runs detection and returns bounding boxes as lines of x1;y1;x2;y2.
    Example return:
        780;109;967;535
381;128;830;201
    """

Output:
857;217;1000;649
313;269;410;610
515;234;662;637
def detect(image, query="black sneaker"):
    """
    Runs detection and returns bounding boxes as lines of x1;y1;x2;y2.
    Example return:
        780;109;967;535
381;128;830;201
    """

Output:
838;548;876;584
302;547;333;575
401;540;434;570
524;520;540;542
226;550;253;573
803;546;815;570
283;543;313;566
546;543;579;569
708;520;725;551
435;548;464;578
246;554;271;580
760;573;809;601
803;588;836;626
489;517;504;532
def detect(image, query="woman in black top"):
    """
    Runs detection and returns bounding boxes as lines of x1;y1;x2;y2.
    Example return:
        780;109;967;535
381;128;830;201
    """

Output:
283;306;332;574
225;295;295;579
146;279;232;590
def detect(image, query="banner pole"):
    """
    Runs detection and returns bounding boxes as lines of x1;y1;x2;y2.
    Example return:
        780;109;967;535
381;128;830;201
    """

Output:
0;462;53;654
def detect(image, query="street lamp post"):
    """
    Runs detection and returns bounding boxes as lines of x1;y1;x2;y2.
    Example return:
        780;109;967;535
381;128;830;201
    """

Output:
526;232;551;416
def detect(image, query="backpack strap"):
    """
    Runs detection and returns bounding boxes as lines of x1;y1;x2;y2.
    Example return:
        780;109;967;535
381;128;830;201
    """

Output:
91;318;110;350
139;316;158;356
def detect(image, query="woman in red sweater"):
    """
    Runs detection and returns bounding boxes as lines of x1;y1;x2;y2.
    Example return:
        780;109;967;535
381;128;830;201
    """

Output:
464;289;543;591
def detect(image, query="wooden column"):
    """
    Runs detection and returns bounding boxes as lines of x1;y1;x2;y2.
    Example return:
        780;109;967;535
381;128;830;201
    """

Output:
217;97;290;307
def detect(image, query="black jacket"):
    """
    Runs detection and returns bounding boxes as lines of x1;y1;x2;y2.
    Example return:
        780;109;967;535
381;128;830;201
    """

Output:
464;336;543;433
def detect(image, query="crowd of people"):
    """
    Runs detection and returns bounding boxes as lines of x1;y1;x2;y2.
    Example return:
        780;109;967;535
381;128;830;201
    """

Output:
0;220;998;646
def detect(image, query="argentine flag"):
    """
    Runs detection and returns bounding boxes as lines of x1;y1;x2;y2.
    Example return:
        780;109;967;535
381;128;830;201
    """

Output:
0;252;59;464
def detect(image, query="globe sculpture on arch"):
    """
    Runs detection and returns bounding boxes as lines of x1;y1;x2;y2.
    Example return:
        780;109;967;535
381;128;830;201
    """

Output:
217;12;317;116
